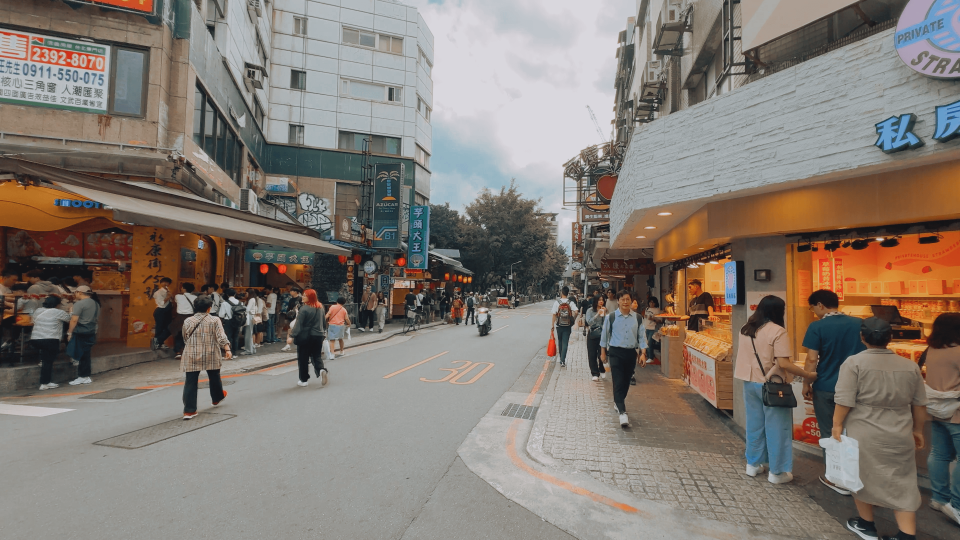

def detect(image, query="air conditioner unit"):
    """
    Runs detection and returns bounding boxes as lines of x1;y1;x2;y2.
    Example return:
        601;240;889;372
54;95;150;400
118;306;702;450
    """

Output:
239;188;260;214
646;60;662;82
665;2;683;24
248;0;262;18
244;66;264;91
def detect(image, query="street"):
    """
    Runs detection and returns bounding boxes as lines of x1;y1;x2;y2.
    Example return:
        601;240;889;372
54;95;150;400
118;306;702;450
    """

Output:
1;304;573;540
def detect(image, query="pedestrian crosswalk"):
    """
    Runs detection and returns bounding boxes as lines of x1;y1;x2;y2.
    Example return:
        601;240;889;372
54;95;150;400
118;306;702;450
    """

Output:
0;404;74;417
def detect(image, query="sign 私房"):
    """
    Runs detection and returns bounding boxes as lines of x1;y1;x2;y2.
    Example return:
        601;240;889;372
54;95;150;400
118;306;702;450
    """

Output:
372;163;402;249
874;98;960;153
895;0;960;79
0;29;111;114
407;205;430;270
244;249;314;265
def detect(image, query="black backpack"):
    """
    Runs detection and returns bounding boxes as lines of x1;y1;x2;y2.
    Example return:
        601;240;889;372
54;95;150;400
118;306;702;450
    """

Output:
230;301;247;326
467;296;475;307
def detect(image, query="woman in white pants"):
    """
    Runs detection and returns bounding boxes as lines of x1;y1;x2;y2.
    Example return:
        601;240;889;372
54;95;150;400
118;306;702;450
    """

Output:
376;292;388;333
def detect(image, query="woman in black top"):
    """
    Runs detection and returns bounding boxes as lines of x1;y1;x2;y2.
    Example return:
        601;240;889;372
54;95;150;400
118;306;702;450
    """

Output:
288;289;327;387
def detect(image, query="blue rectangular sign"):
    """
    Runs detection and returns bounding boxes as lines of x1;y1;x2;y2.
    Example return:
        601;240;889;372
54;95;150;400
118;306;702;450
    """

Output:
724;260;744;305
407;205;430;270
372;163;402;249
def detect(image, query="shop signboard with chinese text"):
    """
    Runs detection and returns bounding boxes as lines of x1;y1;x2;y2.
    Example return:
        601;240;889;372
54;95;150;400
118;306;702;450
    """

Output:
70;0;156;15
0;29;111;114
599;258;654;275
130;227;178;348
244;249;314;265
333;215;364;244
682;345;718;408
372;163;402;249
407;205;430;270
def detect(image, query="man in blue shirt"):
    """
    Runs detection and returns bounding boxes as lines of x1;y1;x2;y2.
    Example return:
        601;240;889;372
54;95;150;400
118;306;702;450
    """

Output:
600;290;647;428
802;289;866;496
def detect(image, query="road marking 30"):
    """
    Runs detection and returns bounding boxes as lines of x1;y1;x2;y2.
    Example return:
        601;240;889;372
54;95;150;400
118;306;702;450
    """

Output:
421;360;494;385
383;351;449;379
490;325;509;333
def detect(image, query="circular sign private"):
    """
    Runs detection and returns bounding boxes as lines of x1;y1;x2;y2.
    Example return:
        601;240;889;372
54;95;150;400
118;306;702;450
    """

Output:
896;0;960;79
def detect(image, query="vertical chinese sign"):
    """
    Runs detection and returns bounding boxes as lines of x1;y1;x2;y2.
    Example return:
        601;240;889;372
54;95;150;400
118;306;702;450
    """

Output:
372;163;402;249
407;205;430;270
129;227;178;348
0;29;111;114
818;259;834;293
833;259;844;301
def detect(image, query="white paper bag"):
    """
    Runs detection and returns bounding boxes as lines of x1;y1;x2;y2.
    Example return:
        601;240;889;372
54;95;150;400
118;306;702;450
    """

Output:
346;327;352;341
322;339;333;360
819;435;864;493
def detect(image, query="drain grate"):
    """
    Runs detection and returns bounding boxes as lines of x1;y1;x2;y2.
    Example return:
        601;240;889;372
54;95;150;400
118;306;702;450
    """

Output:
94;413;235;449
501;403;538;420
80;389;152;400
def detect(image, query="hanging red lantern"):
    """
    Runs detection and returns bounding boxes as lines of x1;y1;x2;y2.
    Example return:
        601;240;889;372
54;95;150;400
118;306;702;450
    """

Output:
338;255;347;264
467;276;472;284
277;264;288;274
444;272;450;281
353;254;362;264
259;264;268;274
396;256;406;267
458;275;463;283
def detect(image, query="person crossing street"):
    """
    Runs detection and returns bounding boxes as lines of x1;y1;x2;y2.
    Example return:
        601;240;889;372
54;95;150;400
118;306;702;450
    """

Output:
465;293;476;325
180;295;232;420
600;290;647;428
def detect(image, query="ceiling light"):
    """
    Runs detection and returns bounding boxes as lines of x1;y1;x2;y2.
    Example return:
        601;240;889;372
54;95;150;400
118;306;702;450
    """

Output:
697;262;705;266
708;260;720;264
919;234;941;245
657;212;672;216
644;226;656;230
875;237;885;242
851;239;871;250
880;237;900;248
687;263;697;269
635;235;645;239
698;248;705;250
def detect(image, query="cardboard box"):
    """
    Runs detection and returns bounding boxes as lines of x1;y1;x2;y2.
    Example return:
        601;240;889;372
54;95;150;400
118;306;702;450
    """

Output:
884;281;905;295
928;280;946;295
870;282;882;294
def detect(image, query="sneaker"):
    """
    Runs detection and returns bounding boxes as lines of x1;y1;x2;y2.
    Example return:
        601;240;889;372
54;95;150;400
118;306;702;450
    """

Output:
592;376;599;381
630;376;637;386
320;369;328;386
560;362;566;368
159;344;169;350
619;413;629;427
359;328;365;333
845;517;878;540
212;390;227;407
183;412;198;420
39;383;60;390
378;328;383;333
175;354;182;360
280;344;291;352
297;380;309;387
600;372;606;379
819;475;851;496
150;337;158;351
746;463;767;477
944;503;960;525
768;472;794;484
68;377;91;385
71;360;79;367
929;500;947;513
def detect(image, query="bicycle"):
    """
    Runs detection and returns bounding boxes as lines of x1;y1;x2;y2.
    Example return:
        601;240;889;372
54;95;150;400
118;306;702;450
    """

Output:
402;308;422;334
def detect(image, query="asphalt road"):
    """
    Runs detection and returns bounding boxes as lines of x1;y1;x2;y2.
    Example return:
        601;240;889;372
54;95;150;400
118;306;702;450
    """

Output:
1;302;573;540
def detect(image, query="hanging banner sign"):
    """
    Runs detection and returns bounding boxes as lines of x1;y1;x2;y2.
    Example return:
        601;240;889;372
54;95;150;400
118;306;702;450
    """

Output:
372;163;402;249
70;0;156;15
834;258;845;302
818;259;834;292
244;249;314;265
407;205;430;270
0;28;111;114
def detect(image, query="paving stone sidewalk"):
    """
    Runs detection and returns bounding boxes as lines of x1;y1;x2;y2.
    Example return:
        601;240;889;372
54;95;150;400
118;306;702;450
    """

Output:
538;335;849;540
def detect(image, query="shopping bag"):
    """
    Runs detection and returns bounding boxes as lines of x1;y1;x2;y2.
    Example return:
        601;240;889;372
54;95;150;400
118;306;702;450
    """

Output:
547;335;557;357
819;435;864;493
346;327;352;341
322;339;333;360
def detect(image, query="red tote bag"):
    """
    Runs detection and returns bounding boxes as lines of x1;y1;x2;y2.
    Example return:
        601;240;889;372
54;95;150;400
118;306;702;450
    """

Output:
547;334;557;357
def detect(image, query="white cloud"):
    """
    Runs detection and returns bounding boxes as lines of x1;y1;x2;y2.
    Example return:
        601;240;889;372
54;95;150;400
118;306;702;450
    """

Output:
405;0;634;254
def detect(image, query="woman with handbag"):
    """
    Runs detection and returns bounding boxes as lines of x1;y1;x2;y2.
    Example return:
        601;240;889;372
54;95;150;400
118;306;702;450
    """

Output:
325;297;350;357
584;296;607;381
733;295;817;484
288;289;327;387
180;295;232;420
924;312;960;526
833;317;928;540
376;292;388;333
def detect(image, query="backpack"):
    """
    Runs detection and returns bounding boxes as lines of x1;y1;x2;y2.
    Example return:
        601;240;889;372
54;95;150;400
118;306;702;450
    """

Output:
467;296;475;308
603;311;644;344
556;300;573;327
230;301;247;326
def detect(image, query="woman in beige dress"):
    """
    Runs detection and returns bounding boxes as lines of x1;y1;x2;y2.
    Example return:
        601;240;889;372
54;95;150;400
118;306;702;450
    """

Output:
833;317;927;540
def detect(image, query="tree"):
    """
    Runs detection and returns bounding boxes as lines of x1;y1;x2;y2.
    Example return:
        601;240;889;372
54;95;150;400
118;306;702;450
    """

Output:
428;202;462;249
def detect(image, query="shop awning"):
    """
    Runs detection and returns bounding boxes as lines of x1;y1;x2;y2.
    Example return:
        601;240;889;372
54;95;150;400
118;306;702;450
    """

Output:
428;250;473;275
0;157;347;255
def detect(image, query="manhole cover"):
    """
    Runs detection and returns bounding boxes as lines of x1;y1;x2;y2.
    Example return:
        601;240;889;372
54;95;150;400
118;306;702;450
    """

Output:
80;389;152;400
198;379;236;389
94;413;235;449
501;403;538;420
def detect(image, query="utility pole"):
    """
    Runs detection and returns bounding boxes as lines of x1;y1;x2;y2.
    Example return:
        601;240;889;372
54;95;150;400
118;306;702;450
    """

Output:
586;105;607;144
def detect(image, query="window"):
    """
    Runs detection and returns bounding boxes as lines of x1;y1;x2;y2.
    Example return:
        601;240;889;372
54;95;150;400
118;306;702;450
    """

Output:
343;27;375;47
294;16;308;35
290;69;306;90
205;0;223;38
378;34;403;54
255;32;268;67
192;83;244;185
387;86;401;103
415;145;430;169
341;79;401;104
253;97;265;128
110;48;147;116
418;49;432;76
289;124;304;145
338;131;400;156
417;97;431;122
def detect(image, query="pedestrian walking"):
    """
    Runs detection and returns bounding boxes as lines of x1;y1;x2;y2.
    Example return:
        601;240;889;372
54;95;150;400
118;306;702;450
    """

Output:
170;282;197;359
922;312;960;526
550;286;578;367
253;290;267;346
465;293;476;325
242;289;260;355
599;290;646;427
288;289;327;387
280;288;302;352
360;286;377;332
67;285;100;385
151;277;173;350
32;295;71;390
604;289;616;312
180;295;232;420
325;297;350;357
835;317;927;540
801;289;866;495
439;292;450;322
452;295;464;325
584;295;607;381
217;288;244;354
376;291;388;333
643;297;662;362
265;286;279;343
733;295;816;484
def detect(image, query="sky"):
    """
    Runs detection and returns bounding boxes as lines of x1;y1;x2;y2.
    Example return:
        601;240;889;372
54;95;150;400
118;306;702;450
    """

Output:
403;0;635;254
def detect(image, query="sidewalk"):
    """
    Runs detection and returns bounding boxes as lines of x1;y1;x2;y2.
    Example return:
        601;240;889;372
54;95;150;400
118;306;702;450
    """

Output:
528;335;958;540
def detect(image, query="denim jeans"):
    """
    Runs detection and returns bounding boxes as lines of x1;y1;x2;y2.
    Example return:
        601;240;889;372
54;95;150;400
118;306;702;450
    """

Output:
743;381;793;475
929;420;960;508
555;325;572;365
645;328;657;360
69;332;97;378
267;314;277;342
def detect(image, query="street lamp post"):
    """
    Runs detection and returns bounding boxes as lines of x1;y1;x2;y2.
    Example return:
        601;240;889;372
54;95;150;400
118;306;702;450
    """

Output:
509;260;521;295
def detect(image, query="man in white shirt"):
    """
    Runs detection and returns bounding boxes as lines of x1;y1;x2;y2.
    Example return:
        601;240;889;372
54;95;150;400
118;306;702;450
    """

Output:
151;277;173;350
172;282;197;358
266;287;279;343
218;288;242;353
550;286;579;367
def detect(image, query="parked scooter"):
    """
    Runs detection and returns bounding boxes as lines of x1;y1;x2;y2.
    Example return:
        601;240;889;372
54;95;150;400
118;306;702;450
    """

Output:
476;307;492;336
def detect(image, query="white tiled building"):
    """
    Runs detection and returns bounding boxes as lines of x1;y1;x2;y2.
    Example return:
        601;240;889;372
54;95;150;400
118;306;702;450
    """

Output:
268;0;434;171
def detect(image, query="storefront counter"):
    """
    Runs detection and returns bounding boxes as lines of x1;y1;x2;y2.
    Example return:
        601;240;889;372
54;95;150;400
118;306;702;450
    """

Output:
682;331;734;410
659;333;685;379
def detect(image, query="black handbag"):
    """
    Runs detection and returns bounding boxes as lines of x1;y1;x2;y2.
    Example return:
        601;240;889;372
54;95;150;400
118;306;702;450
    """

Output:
751;337;797;408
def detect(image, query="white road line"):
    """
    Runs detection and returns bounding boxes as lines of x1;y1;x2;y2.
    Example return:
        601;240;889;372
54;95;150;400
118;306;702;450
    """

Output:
490;325;510;334
0;404;74;417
